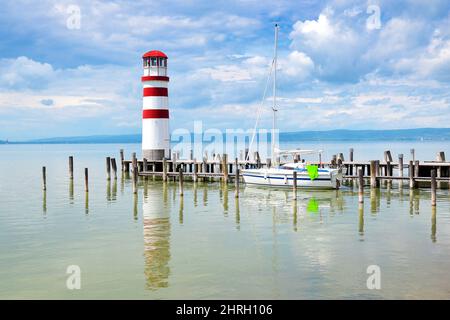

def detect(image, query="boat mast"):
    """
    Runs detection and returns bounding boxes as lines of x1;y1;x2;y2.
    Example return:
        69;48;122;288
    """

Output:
271;24;279;165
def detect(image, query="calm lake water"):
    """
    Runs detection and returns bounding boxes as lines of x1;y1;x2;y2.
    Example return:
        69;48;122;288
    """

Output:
1;142;450;299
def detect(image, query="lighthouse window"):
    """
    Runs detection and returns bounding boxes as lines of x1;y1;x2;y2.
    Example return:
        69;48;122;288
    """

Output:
158;58;164;67
151;58;157;66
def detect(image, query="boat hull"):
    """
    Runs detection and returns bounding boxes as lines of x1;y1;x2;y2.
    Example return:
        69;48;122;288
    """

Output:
242;169;341;189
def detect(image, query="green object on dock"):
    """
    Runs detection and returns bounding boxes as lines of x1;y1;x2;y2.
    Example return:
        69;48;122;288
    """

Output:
306;165;319;180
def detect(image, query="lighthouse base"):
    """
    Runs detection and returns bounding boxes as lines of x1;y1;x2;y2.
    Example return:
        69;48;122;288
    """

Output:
143;149;166;161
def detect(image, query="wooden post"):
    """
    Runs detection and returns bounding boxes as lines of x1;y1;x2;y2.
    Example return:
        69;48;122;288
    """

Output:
370;160;377;188
386;161;392;185
375;160;380;187
384;150;393;163
235;158;239;198
132;152;137;172
193;159;198;183
414;160;420;178
319;153;322;168
436;152;444;188
106;157;111;180
398;154;404;177
143;158;148;172
266;158;271;168
111;158;117;180
255;151;261;168
431;169;436;206
69;156;74;179
223;154;228;183
163;158;168;182
292;171;297;201
409;160;415;189
132;168;137;194
358;168;364;203
84;168;89;192
410;148;415;162
179;168;184;196
42;166;47;191
349;148;354;175
120;149;124;171
437;151;445;162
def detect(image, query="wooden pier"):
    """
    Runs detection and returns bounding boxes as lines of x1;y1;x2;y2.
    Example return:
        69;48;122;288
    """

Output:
119;149;450;188
39;148;450;210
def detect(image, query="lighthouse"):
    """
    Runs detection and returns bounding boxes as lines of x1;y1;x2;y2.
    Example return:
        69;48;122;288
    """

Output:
141;50;170;160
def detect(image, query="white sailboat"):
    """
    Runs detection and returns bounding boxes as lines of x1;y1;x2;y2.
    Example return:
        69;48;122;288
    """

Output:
241;24;342;189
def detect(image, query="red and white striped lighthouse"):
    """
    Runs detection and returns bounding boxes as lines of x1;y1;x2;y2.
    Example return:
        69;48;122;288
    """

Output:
141;50;170;160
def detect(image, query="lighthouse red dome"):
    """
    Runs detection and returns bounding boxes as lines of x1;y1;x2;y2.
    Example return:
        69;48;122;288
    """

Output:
142;50;168;59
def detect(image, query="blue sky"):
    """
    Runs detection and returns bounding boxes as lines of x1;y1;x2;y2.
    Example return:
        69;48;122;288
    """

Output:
0;0;449;140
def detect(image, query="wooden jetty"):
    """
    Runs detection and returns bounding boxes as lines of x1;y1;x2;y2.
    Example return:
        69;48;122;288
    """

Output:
119;149;450;188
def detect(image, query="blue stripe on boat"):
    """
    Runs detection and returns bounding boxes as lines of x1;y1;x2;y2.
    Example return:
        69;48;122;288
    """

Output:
242;173;331;181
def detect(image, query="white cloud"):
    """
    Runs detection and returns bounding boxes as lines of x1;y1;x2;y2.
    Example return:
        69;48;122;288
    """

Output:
281;51;314;79
0;57;54;89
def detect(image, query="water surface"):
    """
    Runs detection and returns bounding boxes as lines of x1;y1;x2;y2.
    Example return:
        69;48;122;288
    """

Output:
0;143;449;299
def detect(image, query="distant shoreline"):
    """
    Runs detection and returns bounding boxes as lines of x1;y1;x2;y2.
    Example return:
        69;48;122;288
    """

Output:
2;128;450;144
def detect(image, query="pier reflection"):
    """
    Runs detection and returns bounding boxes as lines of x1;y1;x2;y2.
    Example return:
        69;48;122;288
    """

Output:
69;180;74;203
222;183;228;214
84;192;89;215
142;186;171;290
358;203;364;238
235;198;240;230
431;207;437;243
42;190;47;214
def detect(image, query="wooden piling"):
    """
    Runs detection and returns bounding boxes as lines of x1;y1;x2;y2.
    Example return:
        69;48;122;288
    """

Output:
292;171;297;201
132;170;137;194
42;166;47;191
106;157;111;180
431;169;436;206
386;161;392;186
143;158;148;172
374;160;380;187
132;152;137;172
398;154;404;177
414;160;420;178
349;148;354;175
370;160;377;188
193;159;198;183
358;168;364;203
384;150;393;163
235;158;239;198
111;158;117;180
120;149;124;171
223;154;228;183
179;168;184;196
409;160;415;189
69;156;74;179
162;158;168;182
84;168;89;192
410;148;415;162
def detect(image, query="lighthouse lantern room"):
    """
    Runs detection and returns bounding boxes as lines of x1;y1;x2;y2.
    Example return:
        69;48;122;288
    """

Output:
141;50;170;161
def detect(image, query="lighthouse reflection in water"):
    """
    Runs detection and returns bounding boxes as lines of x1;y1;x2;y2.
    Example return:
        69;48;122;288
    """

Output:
142;183;171;290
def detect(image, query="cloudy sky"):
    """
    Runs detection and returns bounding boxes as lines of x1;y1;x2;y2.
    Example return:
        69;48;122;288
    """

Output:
0;0;449;140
